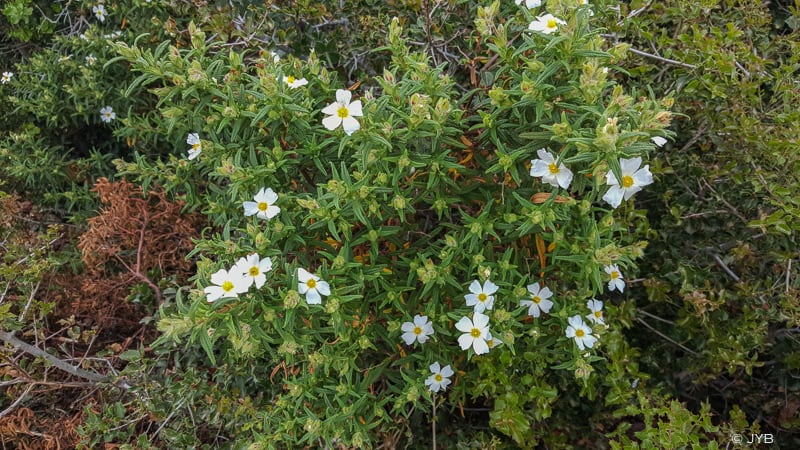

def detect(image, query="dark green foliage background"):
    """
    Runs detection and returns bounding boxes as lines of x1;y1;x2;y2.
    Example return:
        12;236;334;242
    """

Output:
1;0;799;448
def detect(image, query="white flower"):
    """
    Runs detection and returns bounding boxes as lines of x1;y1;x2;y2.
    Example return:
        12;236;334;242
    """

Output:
586;299;605;325
1;72;12;84
530;148;573;189
298;268;330;305
521;282;554;317
486;332;503;350
565;315;597;350
204;268;249;302
515;0;542;8
283;75;308;89
233;253;273;289
99;106;115;123
602;157;654;208
270;51;280;63
321;89;363;135
464;279;498;313
651;136;667;147
605;264;625;292
93;5;107;22
243;188;281;220
186;133;202;160
456;312;491;355
85;54;97;66
424;362;454;393
401;314;435;345
528;14;566;34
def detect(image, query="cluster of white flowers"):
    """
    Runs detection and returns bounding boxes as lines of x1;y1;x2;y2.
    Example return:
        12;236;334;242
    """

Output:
201;187;332;305
529;150;656;209
204;253;274;302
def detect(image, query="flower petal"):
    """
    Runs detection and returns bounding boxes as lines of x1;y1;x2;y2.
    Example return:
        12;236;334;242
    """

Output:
305;289;322;304
341;116;361;135
348;100;363;117
457;334;473;350
336;89;352;105
321;102;340;116
602;186;625;208
322;114;342;131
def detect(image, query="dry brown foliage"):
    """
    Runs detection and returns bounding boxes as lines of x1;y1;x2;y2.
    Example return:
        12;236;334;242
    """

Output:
62;177;202;331
0;407;81;450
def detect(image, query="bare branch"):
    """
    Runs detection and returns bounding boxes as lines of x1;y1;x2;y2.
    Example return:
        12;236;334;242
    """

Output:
0;330;108;383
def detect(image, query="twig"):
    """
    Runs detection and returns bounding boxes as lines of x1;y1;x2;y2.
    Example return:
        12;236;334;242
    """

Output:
787;259;792;293
312;18;349;31
0;331;108;383
700;179;748;223
626;47;697;70
637;309;675;325
710;253;741;283
0;383;35;420
618;0;655;26
432;393;437;450
18;281;41;322
636;318;699;356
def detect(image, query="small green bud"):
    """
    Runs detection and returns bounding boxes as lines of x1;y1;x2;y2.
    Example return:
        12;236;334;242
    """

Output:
284;290;301;309
406;386;420;402
392;195;407;210
332;255;346;269
325;297;340;313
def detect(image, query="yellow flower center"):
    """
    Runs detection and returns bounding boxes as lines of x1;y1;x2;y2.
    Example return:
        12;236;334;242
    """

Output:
258;202;269;212
470;328;481;338
287;75;295;84
621;175;634;188
337;106;350;118
533;295;541;304
221;281;234;292
306;279;317;289
249;266;260;276
575;329;585;338
413;326;422;335
192;143;201;151
548;163;560;174
434;374;443;382
594;311;602;318
478;293;487;302
547;19;557;29
611;271;619;279
487;339;495;348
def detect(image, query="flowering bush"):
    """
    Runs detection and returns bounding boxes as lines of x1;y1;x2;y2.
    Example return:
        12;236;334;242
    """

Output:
101;0;676;445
